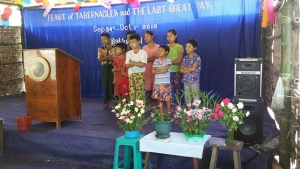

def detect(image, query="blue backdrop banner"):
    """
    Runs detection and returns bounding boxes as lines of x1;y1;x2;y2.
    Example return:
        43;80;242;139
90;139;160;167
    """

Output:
22;0;261;98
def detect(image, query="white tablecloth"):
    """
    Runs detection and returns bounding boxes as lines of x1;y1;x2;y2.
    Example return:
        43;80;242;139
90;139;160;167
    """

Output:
139;131;211;159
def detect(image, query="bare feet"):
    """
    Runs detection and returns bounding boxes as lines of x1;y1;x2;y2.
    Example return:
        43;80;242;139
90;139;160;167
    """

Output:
102;103;109;110
146;106;152;113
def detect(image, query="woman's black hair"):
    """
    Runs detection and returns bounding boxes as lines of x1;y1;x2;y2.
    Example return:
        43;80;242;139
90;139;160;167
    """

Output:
144;30;154;37
167;29;178;43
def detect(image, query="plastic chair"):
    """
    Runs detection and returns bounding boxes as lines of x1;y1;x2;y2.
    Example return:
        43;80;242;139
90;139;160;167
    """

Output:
113;134;152;169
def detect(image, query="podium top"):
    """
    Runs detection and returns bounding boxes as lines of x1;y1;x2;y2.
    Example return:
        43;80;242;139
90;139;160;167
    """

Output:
22;48;83;64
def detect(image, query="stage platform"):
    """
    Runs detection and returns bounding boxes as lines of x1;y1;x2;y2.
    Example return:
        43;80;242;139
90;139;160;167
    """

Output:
0;94;279;169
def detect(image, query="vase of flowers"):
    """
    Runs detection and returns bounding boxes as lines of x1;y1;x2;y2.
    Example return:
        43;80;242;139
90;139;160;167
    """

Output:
112;99;149;138
174;91;220;141
151;104;174;139
212;98;250;144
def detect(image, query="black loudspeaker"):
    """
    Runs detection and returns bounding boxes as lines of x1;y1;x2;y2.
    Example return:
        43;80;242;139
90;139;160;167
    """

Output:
233;99;264;145
234;58;262;101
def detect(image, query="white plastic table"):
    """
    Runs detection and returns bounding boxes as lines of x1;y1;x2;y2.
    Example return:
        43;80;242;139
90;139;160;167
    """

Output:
139;131;211;169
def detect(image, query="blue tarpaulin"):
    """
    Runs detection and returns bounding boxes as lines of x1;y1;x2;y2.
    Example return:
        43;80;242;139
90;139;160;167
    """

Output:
22;0;261;98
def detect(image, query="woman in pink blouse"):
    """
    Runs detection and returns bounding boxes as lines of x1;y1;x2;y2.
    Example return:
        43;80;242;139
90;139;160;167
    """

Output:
142;30;159;112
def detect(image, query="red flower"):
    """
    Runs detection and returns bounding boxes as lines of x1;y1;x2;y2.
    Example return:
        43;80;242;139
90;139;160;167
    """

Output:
222;98;230;105
214;107;219;113
187;118;192;123
211;113;219;119
218;110;224;117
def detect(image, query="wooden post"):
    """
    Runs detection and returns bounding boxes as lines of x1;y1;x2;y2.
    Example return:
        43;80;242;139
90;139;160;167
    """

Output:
279;0;293;168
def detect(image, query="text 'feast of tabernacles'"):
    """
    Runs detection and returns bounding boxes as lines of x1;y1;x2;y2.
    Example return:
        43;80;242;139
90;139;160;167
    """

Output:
47;1;212;21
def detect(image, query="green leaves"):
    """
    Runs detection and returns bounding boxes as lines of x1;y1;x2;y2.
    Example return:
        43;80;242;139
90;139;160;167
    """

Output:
151;107;172;122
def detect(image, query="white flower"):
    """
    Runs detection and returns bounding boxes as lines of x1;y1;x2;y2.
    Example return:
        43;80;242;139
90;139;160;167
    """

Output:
192;99;201;106
130;116;135;119
134;107;138;112
233;116;239;121
246;111;250;117
221;102;225;107
136;100;144;107
175;105;182;111
232;108;237;113
136;100;143;104
120;111;126;115
227;103;234;109
111;109;115;112
126;119;133;123
140;109;145;114
237;102;244;109
115;105;120;109
137;113;142;117
130;101;134;105
122;99;126;103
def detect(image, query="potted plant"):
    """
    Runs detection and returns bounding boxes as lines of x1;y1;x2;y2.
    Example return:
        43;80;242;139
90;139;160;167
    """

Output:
212;98;250;144
111;99;150;138
174;91;220;141
151;103;174;139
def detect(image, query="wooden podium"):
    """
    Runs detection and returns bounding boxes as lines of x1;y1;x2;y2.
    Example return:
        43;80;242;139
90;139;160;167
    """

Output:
23;48;82;128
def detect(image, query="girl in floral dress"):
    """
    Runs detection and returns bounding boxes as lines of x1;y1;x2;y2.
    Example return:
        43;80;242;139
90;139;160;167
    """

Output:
166;29;184;110
112;42;128;100
142;30;159;112
180;39;201;103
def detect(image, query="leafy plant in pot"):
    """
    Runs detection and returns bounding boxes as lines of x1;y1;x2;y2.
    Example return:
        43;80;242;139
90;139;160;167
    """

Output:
151;103;174;139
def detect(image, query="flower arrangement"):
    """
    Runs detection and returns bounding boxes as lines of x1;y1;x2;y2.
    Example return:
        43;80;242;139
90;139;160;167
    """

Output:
174;91;220;136
111;99;149;131
212;98;250;143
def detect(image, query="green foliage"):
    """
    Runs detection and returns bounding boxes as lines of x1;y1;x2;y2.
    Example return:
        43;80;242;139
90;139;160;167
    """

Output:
151;105;173;122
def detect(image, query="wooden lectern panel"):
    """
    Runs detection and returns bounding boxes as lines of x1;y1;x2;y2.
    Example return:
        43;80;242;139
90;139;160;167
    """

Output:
23;48;82;128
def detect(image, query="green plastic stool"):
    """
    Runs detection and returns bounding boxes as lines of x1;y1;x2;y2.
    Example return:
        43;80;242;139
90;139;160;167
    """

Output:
113;134;152;169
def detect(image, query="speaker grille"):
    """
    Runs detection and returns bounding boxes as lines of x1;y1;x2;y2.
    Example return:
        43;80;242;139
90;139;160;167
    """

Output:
238;118;257;136
238;76;257;93
233;100;264;145
234;58;262;99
